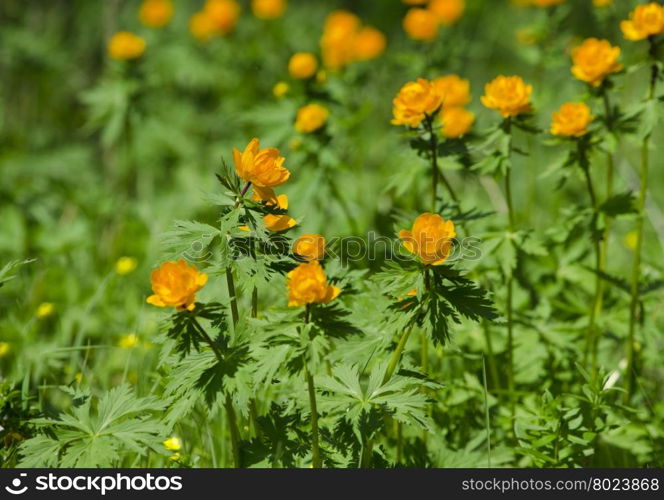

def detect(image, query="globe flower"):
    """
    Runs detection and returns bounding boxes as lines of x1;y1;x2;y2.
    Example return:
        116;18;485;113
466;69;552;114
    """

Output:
294;234;326;261
204;0;241;35
440;107;474;138
621;3;664;41
247;187;297;232
428;0;465;26
481;75;533;118
295;104;329;133
189;10;218;42
252;0;286;20
233;138;290;187
107;32;146;60
139;0;174;28
432;74;471;108
392;78;443;127
571;38;623;87
321;10;361;69
287;261;340;307
550;102;594;137
147;260;208;311
353;26;387;61
403;8;440;42
288;52;318;79
399;213;457;265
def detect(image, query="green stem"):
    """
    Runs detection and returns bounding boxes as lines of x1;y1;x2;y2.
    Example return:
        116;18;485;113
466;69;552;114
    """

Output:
482;319;500;391
426;115;439;213
304;305;322;467
383;328;413;384
503;119;516;426
226;268;240;329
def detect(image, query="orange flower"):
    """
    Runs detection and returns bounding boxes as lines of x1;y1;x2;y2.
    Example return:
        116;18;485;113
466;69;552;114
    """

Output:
402;0;428;4
287;261;340;307
249;187;296;232
621;3;664;41
295;104;329;133
189;11;218;42
531;0;565;6
392;78;443;127
233;138;290;187
147;260;208;311
593;0;612;6
139;0;174;28
288;52;318;79
294;234;326;261
320;10;361;69
481;75;533;118
107;32;146;60
571;38;622;87
440;107;474;138
432;74;471;108
204;0;241;35
353;26;387;61
551;102;594;137
428;0;465;26
252;0;286;20
399;213;457;265
403;8;440;41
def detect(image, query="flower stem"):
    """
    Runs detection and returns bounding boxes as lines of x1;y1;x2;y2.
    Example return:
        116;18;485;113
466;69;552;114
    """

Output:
426;115;440;213
225;268;240;329
383;328;413;384
503;119;516;425
625;38;659;403
304;305;322;467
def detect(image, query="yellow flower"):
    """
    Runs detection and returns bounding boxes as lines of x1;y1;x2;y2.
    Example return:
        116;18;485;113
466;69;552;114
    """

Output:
233;138;291;187
353;26;387;61
621;3;664;41
571;38;622;87
288;52;318;80
139;0;173;28
244;187;297;232
428;0;465;26
252;0;286;19
321;10;361;70
440;107;474;138
402;0;428;4
295;104;329;133
204;0;241;35
625;230;638;250
399;213;457;265
287;261;340;307
294;234;326;261
189;11;218;42
481;75;533;118
0;342;9;357
403;8;440;42
392;78;443;127
531;0;565;6
163;436;182;451
74;372;83;383
273;81;290;98
118;333;140;349
593;0;612;7
107;32;146;60
146;260;208;311
36;302;54;319
550;102;594;137
432;74;471;108
115;256;138;275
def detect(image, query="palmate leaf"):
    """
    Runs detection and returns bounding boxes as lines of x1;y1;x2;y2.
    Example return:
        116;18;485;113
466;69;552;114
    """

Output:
160;220;220;262
164;303;229;357
599;191;637;217
18;385;167;467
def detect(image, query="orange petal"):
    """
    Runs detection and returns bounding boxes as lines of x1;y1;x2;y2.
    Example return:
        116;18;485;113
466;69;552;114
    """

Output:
147;294;167;307
322;285;341;303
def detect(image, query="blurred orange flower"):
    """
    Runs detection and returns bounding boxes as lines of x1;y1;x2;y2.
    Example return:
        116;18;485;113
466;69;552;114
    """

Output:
233;138;290;187
440;107;474;138
392;78;443;127
287;261;340;307
432;75;471;108
139;0;174;28
621;3;664;41
353;27;387;61
531;0;565;6
295;104;329;133
252;0;287;20
189;11;218;42
399;213;457;265
551;102;594;137
571;38;622;86
147;260;208;311
481;75;533;118
403;8;439;41
204;0;241;35
428;0;465;26
107;32;146;60
288;52;318;79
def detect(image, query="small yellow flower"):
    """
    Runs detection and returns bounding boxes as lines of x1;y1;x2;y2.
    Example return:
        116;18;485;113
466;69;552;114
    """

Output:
36;302;54;319
139;0;174;28
551;102;593;137
74;372;83;383
169;452;181;461
353;26;387;61
233;138;290;187
481;75;533;118
392;78;443;127
118;333;140;349
0;342;10;357
189;11;218;42
625;230;638;250
571;38;622;87
115;256;138;275
295;104;329;133
204;0;241;35
621;3;664;41
403;8;440;42
273;81;290;98
146;260;208;311
294;234;326;261
432;74;471;108
287;261;340;307
163;436;182;451
399;213;457;265
251;0;286;19
440;107;474;138
428;0;465;26
288;52;318;80
107;32;146;60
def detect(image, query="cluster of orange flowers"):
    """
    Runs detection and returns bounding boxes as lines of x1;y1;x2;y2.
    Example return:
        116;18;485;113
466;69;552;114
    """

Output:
320;10;387;70
392;76;474;138
402;0;465;42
